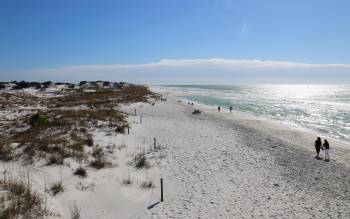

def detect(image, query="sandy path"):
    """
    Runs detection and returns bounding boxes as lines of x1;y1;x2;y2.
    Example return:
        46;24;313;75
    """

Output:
126;99;350;219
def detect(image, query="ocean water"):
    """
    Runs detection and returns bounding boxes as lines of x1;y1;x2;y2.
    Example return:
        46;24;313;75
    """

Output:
161;85;350;142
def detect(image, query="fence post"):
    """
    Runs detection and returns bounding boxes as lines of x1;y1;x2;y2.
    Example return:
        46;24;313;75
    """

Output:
127;126;130;134
160;178;164;202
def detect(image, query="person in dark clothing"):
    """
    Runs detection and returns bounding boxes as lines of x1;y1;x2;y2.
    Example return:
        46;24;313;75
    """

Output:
323;139;330;162
315;137;322;159
218;106;221;112
229;106;233;113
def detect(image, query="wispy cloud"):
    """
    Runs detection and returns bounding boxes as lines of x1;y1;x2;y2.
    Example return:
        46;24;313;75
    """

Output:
1;59;350;84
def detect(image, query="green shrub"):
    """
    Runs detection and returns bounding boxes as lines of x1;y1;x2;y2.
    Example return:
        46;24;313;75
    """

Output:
29;113;48;128
134;153;149;169
115;125;126;134
50;181;64;196
74;167;87;178
90;158;108;169
0;144;15;161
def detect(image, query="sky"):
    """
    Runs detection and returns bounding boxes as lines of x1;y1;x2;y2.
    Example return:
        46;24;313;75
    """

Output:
0;0;349;84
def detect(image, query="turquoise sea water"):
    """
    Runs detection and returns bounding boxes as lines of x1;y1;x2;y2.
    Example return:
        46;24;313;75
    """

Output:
163;85;350;142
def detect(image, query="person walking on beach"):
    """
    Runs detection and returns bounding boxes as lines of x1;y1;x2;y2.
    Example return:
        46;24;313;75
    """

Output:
229;106;233;113
315;137;322;159
218;106;221;112
323;139;330;162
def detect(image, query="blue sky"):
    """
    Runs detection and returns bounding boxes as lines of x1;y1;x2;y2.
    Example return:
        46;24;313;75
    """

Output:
0;0;349;83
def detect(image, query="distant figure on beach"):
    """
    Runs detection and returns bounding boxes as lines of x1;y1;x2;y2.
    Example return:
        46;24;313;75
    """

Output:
323;139;330;162
192;109;202;115
314;137;322;159
229;106;233;113
218;106;221;112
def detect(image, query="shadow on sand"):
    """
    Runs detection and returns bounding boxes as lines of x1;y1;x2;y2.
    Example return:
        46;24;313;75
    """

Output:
147;201;160;209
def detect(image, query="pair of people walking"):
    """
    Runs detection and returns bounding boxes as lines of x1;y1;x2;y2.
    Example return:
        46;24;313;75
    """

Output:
314;137;330;161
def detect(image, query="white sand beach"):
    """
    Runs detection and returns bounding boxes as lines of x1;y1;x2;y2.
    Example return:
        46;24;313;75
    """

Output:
123;88;350;218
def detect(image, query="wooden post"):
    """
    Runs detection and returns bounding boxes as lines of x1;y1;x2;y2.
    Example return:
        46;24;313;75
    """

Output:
160;178;164;202
127;127;130;134
134;109;137;116
153;137;156;151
